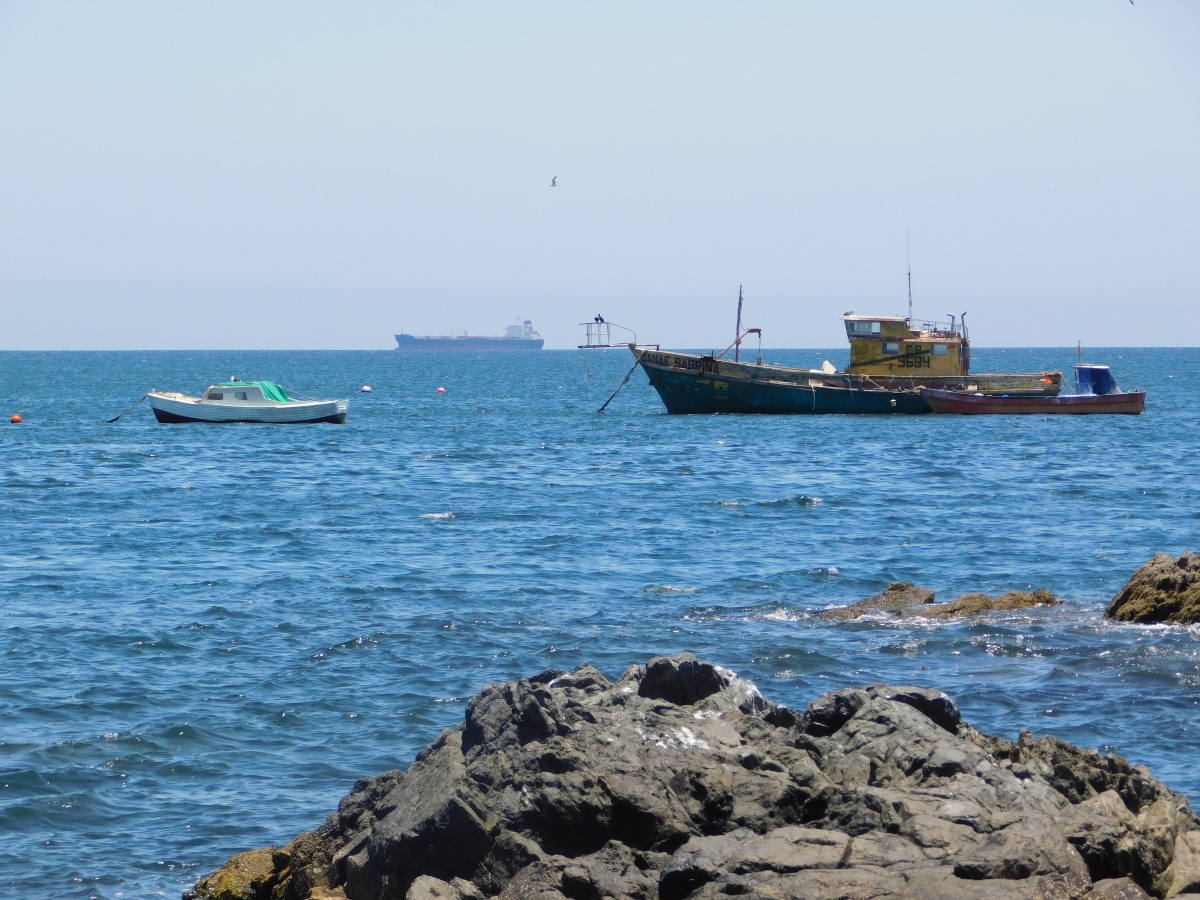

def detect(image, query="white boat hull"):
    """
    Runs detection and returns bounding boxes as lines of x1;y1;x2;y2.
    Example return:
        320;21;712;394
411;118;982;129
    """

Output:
147;391;348;424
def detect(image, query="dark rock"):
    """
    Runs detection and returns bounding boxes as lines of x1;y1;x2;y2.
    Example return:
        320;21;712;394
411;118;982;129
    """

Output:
1106;552;1200;624
1090;878;1153;900
1158;830;1200;897
406;876;483;900
886;686;962;734
188;654;1200;900
659;826;850;900
638;653;729;706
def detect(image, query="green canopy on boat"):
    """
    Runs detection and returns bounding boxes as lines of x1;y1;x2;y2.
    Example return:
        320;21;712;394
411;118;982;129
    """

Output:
213;381;292;402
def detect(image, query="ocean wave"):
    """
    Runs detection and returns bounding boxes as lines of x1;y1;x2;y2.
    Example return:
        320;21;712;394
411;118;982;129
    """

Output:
4;347;1200;898
761;607;804;622
754;495;823;508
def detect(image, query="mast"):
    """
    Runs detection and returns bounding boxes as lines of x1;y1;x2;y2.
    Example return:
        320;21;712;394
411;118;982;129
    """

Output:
735;285;743;362
907;229;913;323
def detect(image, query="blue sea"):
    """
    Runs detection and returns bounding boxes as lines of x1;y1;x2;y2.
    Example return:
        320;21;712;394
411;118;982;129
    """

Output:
2;347;1198;899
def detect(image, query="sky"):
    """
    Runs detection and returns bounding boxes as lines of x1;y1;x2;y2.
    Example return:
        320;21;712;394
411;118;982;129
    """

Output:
1;2;1198;350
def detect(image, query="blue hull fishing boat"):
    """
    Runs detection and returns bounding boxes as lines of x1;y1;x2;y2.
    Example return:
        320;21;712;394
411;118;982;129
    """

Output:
622;290;1061;416
636;351;931;414
588;285;1063;415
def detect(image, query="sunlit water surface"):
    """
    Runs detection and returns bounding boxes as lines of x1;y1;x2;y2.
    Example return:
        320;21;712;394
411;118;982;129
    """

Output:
1;347;1198;898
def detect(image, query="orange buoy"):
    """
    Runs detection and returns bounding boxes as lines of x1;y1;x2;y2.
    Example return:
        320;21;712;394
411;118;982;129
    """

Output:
10;414;21;423
437;387;446;394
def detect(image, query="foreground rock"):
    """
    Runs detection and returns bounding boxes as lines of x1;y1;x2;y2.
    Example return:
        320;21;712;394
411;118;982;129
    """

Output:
819;582;1059;620
188;654;1200;900
1106;553;1200;625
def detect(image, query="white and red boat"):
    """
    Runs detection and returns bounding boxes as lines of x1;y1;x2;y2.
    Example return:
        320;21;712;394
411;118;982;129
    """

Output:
921;365;1144;415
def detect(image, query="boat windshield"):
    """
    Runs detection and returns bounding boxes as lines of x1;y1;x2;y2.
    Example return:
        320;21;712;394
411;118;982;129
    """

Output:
213;381;292;402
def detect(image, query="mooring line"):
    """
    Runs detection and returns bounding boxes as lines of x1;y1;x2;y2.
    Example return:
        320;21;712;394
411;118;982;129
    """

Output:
598;358;642;413
106;393;149;423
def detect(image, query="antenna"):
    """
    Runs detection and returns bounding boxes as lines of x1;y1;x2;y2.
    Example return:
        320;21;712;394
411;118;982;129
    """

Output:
907;229;913;322
735;285;743;362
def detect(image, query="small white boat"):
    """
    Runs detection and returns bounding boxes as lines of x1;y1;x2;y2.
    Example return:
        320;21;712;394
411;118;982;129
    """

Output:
147;381;348;424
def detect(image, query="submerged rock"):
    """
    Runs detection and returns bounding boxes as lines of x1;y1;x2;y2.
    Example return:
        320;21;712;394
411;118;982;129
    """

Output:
817;581;935;620
821;584;1059;621
919;588;1060;618
188;654;1200;900
1106;552;1200;625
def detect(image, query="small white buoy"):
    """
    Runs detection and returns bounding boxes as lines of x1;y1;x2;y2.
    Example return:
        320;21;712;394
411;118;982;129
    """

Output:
361;385;372;393
437;386;446;394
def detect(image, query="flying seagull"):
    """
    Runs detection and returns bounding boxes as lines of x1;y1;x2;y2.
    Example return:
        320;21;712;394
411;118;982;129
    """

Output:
550;176;557;187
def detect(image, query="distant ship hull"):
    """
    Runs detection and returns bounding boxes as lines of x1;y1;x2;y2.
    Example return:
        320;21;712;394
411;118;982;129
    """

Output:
394;335;544;351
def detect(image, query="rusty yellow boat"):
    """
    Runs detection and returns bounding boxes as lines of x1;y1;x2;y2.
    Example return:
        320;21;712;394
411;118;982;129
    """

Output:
632;313;1062;415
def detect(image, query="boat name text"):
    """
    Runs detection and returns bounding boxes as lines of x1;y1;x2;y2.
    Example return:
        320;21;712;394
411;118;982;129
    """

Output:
643;353;719;374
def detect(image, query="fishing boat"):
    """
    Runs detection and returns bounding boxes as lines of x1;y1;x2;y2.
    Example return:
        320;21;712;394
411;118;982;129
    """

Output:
146;381;349;424
629;301;1062;415
920;364;1145;415
632;354;931;414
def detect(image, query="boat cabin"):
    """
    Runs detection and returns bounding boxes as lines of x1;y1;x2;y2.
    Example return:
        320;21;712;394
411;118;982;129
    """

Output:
200;381;291;404
842;314;971;377
1074;365;1120;395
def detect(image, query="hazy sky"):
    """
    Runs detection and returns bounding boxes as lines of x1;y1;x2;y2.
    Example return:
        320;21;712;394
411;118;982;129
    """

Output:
2;2;1198;349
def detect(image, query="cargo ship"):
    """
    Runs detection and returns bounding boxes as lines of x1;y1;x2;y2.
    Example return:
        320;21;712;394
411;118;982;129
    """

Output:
632;312;1062;415
394;320;544;351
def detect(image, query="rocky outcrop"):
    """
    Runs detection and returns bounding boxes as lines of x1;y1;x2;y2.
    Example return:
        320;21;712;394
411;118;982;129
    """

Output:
189;848;282;900
1106;553;1200;625
188;654;1200;900
819;583;1059;620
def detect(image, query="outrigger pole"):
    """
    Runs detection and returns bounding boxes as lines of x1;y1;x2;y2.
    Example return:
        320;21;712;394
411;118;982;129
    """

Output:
715;327;762;361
